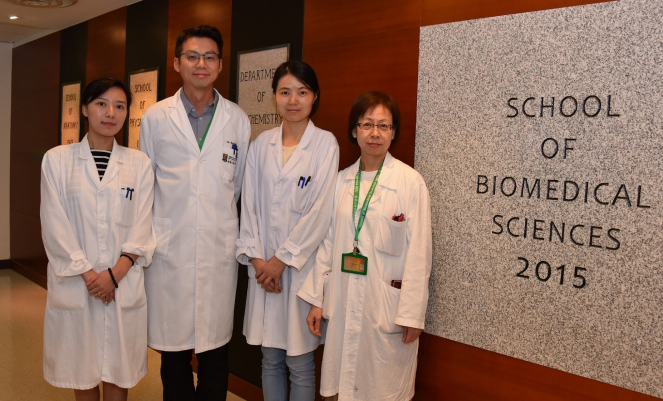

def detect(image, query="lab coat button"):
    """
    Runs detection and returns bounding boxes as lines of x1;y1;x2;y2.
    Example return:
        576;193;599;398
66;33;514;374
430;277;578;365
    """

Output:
197;260;202;266
354;387;358;392
101;245;107;251
197;227;203;234
198;193;203;199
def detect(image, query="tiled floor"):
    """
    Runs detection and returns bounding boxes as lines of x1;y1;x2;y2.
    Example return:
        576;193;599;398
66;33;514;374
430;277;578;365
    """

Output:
0;269;244;401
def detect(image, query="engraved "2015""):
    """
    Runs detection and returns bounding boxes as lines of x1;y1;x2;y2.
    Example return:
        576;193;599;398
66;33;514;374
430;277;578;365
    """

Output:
516;257;587;289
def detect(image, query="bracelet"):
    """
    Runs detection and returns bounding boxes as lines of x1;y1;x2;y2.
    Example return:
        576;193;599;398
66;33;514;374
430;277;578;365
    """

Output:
107;268;119;288
120;253;135;266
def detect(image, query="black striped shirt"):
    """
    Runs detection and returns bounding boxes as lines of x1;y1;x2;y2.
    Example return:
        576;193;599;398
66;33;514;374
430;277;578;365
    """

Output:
91;150;112;180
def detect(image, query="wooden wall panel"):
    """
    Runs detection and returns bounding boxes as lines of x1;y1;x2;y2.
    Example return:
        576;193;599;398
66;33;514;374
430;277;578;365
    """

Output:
86;8;127;83
9;212;48;285
415;334;660;400
421;0;614;26
10;32;60;284
303;0;420;169
166;0;232;99
86;7;127;145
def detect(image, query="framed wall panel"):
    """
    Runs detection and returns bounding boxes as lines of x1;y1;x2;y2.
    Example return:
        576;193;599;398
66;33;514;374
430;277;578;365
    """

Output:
60;82;81;145
126;69;159;149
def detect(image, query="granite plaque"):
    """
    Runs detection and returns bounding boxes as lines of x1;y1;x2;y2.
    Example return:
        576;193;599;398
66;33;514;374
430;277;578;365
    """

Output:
237;44;288;141
60;82;80;145
415;0;662;397
127;69;158;150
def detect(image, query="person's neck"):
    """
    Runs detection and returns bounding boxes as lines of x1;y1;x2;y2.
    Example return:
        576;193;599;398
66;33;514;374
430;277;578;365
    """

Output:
282;119;309;147
183;85;215;116
87;131;114;151
360;154;385;172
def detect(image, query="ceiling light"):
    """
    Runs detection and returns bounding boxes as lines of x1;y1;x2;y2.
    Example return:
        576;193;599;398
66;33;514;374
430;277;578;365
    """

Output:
9;15;18;19
5;0;77;7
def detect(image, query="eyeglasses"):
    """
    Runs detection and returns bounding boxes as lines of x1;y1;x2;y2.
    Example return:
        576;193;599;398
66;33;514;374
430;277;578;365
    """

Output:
180;51;221;64
355;122;396;133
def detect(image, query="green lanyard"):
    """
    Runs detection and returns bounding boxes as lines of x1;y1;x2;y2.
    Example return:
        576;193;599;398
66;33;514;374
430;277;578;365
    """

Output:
198;101;218;150
352;158;384;253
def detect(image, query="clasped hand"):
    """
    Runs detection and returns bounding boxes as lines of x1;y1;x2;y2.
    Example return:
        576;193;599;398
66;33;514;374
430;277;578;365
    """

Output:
82;270;115;304
251;256;287;293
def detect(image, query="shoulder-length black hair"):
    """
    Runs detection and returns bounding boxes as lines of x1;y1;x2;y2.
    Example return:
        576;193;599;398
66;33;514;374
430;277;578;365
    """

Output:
271;60;320;117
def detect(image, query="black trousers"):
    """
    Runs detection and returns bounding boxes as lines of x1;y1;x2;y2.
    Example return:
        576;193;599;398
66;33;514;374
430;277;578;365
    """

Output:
160;344;229;401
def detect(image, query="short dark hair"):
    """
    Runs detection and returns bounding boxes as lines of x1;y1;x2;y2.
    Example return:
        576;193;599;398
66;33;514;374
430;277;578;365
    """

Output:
347;91;401;144
175;25;223;57
81;77;132;119
271;60;320;118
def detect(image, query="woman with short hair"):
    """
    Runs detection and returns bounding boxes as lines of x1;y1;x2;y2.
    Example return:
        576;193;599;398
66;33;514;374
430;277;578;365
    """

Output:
298;91;432;400
41;77;155;401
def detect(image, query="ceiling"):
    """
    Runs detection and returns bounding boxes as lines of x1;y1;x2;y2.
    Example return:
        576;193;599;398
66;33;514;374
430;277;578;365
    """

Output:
0;0;141;46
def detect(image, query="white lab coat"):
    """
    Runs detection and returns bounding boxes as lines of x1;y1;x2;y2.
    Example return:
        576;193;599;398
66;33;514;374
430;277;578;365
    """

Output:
236;121;339;355
298;153;432;400
41;135;155;389
140;89;250;353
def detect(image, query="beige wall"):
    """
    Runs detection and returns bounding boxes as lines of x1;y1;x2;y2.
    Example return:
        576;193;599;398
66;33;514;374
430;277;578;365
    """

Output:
0;42;10;260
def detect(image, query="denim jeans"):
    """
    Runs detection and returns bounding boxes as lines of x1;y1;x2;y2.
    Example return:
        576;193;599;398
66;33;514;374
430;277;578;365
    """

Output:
261;346;315;401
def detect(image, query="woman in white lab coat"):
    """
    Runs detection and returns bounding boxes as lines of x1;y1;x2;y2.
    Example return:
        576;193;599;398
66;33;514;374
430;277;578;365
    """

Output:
41;78;155;401
298;91;432;401
236;60;339;401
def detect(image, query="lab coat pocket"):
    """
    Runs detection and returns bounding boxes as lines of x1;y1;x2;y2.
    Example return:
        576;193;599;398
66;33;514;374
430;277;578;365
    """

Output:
289;180;312;213
376;279;403;334
153;217;172;257
117;266;147;309
116;174;137;227
46;268;86;311
376;214;407;256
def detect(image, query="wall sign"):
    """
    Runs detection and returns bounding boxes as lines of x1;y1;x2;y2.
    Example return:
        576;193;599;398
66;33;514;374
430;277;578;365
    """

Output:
415;0;662;397
127;68;158;150
237;44;289;141
60;82;81;145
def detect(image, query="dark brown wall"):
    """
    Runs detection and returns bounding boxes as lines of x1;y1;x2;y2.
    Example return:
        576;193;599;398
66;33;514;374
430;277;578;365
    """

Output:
303;0;420;169
415;334;660;401
86;8;127;145
421;0;613;25
10;32;61;287
165;0;232;98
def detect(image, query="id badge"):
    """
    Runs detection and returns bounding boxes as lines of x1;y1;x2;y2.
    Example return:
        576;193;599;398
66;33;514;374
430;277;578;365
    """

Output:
341;252;368;275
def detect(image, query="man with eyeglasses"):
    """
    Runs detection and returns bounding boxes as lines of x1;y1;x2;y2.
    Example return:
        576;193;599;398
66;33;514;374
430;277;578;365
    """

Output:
140;25;250;401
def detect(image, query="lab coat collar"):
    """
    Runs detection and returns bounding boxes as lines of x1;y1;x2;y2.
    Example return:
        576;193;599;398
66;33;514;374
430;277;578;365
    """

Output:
79;134;124;189
345;152;398;205
168;88;230;155
270;120;316;180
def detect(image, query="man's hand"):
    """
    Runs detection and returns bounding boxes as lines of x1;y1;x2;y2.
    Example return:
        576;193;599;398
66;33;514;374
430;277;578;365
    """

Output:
306;305;323;337
256;256;286;293
401;326;423;344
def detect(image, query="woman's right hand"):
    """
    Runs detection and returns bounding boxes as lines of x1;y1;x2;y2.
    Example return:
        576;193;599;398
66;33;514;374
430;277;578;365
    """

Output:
306;305;323;337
